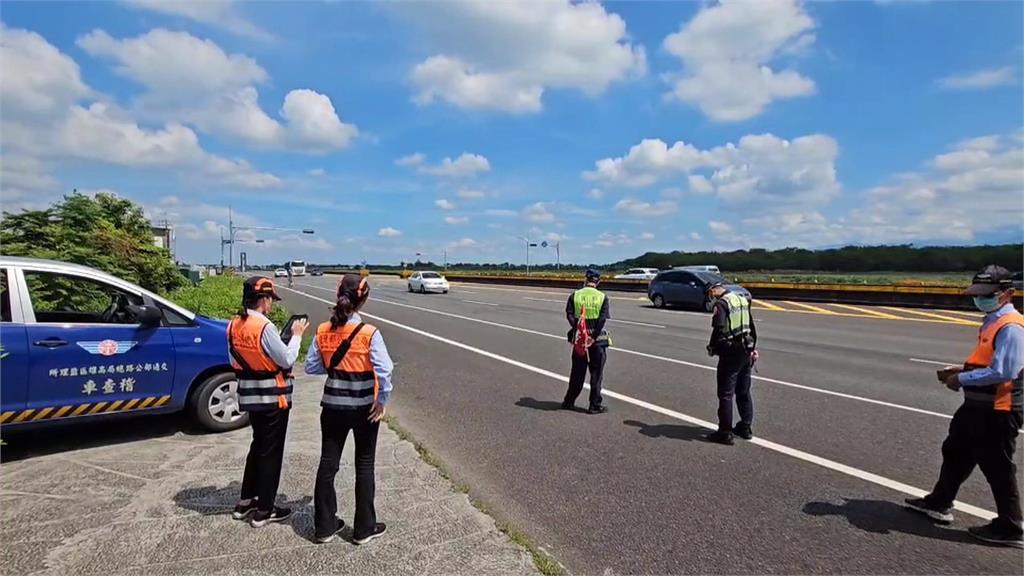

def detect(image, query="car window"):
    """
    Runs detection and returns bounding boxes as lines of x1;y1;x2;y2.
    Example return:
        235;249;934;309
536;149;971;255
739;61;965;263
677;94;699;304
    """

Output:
422;272;442;279
677;272;698;284
1;269;11;323
694;272;726;285
25;271;143;325
160;303;192;326
659;271;684;283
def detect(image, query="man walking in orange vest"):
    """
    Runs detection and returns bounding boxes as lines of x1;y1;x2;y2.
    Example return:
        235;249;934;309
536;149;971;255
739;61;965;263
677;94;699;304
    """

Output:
905;265;1023;548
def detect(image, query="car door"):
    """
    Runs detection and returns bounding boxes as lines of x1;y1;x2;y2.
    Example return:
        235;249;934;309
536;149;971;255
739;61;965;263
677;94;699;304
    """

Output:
676;272;704;306
410;272;421;290
22;268;177;416
657;272;683;304
1;267;29;421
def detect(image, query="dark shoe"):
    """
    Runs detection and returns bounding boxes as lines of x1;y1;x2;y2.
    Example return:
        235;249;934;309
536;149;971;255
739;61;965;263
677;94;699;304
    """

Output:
903;497;953;524
705;430;734;445
733;425;753;440
232;500;259;520
353;522;387;545
315;517;346;544
561;401;574;410
968;522;1024;549
250;506;292;528
587;405;608;414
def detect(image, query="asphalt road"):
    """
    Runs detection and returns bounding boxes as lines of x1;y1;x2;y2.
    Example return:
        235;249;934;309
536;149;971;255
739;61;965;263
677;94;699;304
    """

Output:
280;275;1022;575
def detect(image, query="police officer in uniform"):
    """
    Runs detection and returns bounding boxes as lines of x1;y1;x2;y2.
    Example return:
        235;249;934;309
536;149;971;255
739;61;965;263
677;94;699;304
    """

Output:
228;276;307;527
562;269;610;414
705;281;757;445
906;265;1023;548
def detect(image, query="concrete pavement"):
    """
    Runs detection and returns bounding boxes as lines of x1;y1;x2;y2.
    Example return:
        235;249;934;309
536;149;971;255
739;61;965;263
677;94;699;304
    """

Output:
0;375;541;576
277;275;1022;575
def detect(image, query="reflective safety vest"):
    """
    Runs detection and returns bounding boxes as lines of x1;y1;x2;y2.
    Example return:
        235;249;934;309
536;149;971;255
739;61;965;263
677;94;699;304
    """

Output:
963;311;1024;412
228;315;291;411
573;286;607;336
316;321;378;410
718;292;752;343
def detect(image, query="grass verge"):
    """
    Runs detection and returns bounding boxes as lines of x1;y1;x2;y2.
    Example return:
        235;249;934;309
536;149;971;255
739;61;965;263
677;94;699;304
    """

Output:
384;415;565;576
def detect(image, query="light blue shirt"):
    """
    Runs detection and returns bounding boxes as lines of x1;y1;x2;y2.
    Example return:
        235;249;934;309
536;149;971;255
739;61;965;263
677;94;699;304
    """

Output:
304;313;394;405
959;303;1024;388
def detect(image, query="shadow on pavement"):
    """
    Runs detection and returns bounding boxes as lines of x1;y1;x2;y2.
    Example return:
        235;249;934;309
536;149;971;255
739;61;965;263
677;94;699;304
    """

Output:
623;419;707;441
173;481;315;539
0;413;205;463
515;397;566;412
802;498;992;546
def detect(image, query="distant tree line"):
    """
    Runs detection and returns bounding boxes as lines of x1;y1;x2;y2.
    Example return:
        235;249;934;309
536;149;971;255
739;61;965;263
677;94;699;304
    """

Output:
611;244;1023;273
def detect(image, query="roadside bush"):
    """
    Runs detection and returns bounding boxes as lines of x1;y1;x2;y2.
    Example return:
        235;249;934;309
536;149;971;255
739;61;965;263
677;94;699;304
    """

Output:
168;275;289;325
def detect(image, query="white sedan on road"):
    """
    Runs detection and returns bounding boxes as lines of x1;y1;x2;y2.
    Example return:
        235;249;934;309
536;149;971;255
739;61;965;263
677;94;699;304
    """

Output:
408;271;450;294
614;268;659;281
274;268;288;278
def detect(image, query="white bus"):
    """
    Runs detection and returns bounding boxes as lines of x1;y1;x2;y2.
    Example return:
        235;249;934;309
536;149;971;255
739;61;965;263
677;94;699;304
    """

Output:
288;260;307;276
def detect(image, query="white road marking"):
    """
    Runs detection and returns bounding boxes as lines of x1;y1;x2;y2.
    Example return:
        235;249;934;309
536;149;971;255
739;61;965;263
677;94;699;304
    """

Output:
608;319;666;329
462;300;499;307
910;358;956;367
523;297;564;303
280;285;995;521
358;293;952;420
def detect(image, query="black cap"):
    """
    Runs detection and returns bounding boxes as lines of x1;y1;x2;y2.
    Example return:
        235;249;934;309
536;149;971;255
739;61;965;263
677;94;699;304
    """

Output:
244;276;281;301
965;265;1013;296
705;280;725;294
585;269;601;282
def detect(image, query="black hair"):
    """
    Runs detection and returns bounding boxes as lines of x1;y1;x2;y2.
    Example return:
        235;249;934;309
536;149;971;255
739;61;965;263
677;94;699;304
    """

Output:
239;295;266;319
330;275;370;328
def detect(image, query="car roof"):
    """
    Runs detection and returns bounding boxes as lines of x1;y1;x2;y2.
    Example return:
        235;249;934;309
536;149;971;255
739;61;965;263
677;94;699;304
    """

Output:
1;256;196;320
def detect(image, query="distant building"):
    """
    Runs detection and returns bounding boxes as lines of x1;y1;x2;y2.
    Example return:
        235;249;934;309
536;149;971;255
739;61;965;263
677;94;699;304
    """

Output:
151;224;174;259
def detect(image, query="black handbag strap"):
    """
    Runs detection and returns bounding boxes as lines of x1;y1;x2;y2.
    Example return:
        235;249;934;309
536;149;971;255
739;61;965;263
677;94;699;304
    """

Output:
327;322;366;371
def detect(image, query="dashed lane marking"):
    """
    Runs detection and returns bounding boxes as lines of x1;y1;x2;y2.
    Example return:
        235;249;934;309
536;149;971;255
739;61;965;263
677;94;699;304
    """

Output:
462;300;499;307
279;284;994;522
910;358;956;367
752;300;785;311
608;319;666;329
881;307;977;326
784;301;837;314
828;303;902;319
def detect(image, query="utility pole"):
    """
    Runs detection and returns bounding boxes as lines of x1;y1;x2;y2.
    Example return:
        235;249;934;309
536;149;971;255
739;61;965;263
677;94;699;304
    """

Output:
443;248;448;270
556;241;561;270
228;206;233;269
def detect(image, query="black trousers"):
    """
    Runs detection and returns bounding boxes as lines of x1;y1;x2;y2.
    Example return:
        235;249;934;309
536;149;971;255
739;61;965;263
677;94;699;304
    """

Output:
240;408;290;512
927;405;1023;529
314;408;381;538
716;350;753;432
565;344;607;409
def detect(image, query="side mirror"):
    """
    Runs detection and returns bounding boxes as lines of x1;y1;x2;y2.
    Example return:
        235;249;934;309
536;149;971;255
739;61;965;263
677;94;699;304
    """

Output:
128;304;162;326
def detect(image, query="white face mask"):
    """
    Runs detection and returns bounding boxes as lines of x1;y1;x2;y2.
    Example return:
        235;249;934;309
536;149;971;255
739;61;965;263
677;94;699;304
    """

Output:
973;294;1002;313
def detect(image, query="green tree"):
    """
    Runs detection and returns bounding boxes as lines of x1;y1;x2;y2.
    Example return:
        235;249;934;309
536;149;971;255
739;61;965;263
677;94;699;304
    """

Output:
1;192;185;293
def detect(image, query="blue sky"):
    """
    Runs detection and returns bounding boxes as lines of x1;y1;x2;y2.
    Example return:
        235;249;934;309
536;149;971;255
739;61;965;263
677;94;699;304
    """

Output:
1;0;1021;266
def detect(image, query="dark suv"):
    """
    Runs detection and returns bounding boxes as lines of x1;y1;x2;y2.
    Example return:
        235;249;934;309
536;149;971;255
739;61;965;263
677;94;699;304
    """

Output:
648;270;751;311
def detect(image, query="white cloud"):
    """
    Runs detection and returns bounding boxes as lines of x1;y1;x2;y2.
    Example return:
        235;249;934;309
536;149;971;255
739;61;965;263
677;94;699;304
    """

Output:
661;187;684;199
395;152;426;167
0;24;91;118
662;0;816;121
595;232;631;247
587;188;605;199
444;216;469;225
435;199;457;210
586;132;840;206
938;66;1017;91
639;232;655;240
308;168;326;177
124;0;273;41
58;103;281;188
378;227;402;237
457;188;486;199
708;220;734;235
522;202;556;223
688;174;713;194
159;195;180;206
78;29;356;152
613;198;679;217
485;209;517;218
418;153;491;177
689;232;703;241
403;0;646;113
447;237;478;249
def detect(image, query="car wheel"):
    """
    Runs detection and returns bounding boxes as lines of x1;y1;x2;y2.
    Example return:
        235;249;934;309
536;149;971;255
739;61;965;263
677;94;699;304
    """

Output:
408;283;413;292
190;372;248;432
703;297;714;313
652;294;665;308
443;290;448;294
420;285;426;294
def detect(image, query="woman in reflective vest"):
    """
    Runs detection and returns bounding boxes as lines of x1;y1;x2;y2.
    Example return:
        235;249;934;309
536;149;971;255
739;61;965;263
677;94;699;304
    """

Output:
304;274;393;545
228;276;308;527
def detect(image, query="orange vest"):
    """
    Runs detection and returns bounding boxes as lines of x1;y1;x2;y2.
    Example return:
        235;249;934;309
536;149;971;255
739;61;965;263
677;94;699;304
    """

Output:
963;311;1024;412
316;321;378;409
228;315;290;410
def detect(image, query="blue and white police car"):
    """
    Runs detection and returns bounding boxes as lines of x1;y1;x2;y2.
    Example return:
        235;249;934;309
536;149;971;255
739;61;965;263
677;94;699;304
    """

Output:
0;257;246;432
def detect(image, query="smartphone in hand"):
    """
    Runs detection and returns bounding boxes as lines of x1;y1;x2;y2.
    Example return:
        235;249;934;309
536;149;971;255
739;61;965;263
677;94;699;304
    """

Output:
280;314;309;344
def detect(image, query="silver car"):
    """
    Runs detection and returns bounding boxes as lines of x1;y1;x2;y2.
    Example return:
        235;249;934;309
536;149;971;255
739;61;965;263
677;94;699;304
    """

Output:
648;270;751;311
